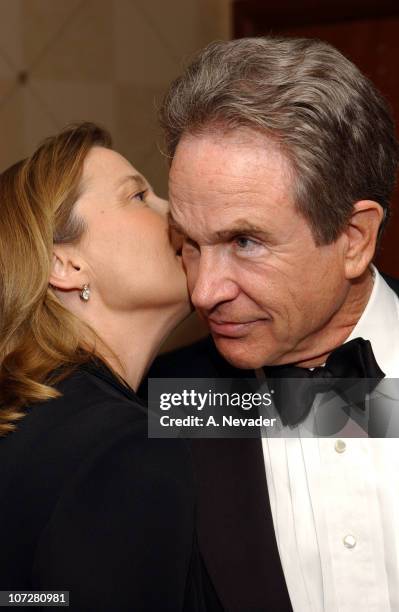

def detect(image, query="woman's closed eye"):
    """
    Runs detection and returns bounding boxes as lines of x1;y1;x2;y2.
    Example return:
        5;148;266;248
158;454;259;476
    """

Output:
131;189;148;203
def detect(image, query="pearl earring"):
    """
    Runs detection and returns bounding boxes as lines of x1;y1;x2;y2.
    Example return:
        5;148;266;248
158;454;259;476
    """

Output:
79;284;90;302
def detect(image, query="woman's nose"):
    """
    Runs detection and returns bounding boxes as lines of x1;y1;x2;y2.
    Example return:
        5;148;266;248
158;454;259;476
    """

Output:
150;194;169;216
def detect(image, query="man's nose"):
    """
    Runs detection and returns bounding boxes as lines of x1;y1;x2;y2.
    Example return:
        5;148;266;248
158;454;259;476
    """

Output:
189;249;239;312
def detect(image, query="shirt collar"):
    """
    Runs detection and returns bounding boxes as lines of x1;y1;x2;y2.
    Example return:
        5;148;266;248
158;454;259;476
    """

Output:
346;265;399;377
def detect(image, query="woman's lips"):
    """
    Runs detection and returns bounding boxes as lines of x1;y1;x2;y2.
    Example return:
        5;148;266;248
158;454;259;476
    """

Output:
207;318;265;337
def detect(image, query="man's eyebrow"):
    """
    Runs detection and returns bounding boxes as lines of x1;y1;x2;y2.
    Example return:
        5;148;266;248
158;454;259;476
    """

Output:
168;214;273;242
214;222;272;241
116;174;148;191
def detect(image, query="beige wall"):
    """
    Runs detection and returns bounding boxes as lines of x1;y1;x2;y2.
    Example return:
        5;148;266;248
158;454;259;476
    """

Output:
0;0;231;195
0;0;231;351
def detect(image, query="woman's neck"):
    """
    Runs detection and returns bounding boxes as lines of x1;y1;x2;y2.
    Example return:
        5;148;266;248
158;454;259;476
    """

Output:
86;305;188;391
55;288;189;390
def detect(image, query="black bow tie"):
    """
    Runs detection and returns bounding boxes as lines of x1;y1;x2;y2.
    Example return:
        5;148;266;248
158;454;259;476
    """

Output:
263;338;385;427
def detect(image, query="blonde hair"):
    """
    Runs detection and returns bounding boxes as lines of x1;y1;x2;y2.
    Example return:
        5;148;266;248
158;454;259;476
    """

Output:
0;122;112;436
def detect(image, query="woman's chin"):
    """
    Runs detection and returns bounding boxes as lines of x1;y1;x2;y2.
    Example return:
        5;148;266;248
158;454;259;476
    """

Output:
168;288;192;326
173;292;193;322
168;268;191;319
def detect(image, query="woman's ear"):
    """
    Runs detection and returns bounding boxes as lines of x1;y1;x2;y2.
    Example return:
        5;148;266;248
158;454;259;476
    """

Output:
49;246;88;291
343;200;384;280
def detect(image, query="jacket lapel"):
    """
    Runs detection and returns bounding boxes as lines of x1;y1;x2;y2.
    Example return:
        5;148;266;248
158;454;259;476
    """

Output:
191;437;292;611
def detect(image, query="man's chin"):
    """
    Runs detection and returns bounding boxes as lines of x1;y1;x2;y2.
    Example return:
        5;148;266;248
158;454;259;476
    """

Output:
212;335;268;370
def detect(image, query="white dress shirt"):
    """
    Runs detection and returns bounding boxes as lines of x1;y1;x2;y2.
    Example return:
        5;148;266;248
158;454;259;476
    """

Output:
261;268;399;611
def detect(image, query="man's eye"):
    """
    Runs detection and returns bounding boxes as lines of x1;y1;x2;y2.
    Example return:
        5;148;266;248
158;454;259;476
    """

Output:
232;236;264;257
234;236;257;249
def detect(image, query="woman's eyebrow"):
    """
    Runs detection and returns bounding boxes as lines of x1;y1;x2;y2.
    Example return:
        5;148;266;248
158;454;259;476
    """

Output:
116;174;148;191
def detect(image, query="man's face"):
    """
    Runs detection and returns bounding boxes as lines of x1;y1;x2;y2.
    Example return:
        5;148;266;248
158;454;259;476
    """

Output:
169;128;350;368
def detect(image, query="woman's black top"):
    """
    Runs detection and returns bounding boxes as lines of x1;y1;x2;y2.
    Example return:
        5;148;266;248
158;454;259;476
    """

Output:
0;360;222;611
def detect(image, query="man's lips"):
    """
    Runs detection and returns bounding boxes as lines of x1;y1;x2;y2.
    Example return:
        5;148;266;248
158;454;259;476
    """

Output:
207;317;266;337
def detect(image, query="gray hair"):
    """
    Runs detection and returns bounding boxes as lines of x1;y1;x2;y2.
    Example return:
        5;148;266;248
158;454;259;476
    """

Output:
160;37;399;244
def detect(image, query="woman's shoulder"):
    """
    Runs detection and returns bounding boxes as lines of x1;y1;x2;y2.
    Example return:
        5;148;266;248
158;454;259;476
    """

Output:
17;360;148;442
0;360;192;503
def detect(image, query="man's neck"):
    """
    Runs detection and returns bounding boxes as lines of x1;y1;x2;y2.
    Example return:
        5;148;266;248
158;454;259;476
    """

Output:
294;269;375;369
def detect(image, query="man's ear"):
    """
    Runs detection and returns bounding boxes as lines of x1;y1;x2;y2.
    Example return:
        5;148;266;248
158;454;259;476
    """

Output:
343;200;384;280
49;245;87;291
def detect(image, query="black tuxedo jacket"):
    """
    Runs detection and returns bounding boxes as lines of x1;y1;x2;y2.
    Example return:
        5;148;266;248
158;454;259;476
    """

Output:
145;337;290;612
143;273;399;612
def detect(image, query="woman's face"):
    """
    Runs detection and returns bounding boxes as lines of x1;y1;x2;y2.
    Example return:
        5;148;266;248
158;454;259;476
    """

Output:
74;146;189;315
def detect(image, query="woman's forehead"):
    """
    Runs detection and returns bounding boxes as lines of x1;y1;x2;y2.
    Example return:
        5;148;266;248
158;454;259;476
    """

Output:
82;146;137;183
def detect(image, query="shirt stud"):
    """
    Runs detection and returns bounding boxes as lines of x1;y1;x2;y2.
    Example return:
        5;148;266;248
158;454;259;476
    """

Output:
343;534;356;549
335;439;346;453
